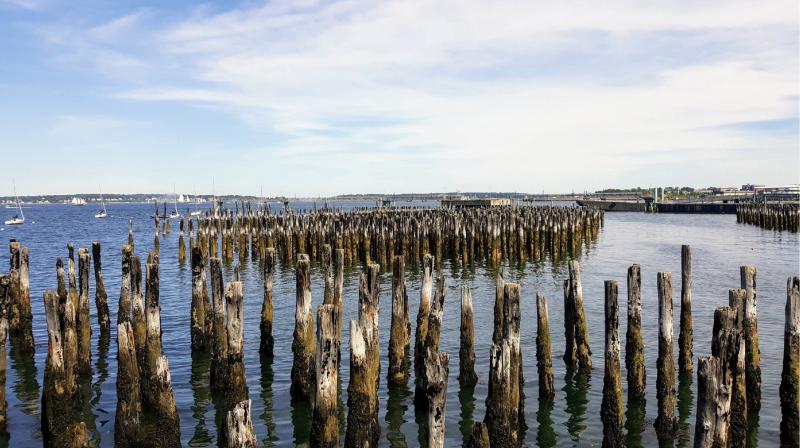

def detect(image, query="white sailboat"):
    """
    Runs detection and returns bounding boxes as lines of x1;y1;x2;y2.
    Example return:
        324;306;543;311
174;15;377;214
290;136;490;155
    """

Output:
95;187;107;219
169;185;181;219
70;196;86;206
190;188;202;217
5;181;24;225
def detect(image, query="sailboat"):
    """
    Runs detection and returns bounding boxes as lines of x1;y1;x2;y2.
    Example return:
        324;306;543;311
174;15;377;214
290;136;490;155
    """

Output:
5;181;24;225
190;187;202;217
95;187;107;219
169;186;181;219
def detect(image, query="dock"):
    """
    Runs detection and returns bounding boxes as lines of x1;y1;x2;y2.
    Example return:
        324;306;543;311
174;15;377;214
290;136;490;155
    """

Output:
440;198;511;208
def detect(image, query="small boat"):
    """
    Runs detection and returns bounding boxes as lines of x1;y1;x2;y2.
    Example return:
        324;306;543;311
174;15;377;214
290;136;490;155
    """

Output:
95;188;107;219
70;196;86;206
190;189;202;216
170;186;181;219
5;181;24;225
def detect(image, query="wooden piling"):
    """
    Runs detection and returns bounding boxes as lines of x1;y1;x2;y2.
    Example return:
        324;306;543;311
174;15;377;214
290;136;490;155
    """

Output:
678;245;692;374
291;254;315;400
115;322;141;447
77;248;92;374
178;218;186;264
191;247;211;350
710;306;740;447
141;253;181;446
466;422;490;448
570;261;592;371
415;254;434;390
345;320;380;448
360;262;381;411
333;248;345;338
92;242;110;332
536;292;554;400
459;286;478;388
388;255;410;385
780;276;799;447
8;241;34;352
726;289;748;448
118;245;133;326
210;257;228;392
0;317;6;435
625;264;646;401
311;304;340;448
259;247;276;356
740;266;761;414
425;349;450;448
42;290;88;447
601;280;623;448
693;356;721;447
655;272;676;436
223;281;255;447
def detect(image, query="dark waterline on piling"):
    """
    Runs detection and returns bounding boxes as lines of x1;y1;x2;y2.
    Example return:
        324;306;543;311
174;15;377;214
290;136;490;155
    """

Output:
0;201;797;446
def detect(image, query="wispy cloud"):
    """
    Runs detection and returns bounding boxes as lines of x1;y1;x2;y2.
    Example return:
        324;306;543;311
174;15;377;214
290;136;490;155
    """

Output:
8;0;800;193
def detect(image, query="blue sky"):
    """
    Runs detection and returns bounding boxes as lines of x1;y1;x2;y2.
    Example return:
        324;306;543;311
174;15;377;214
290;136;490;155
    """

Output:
0;0;797;196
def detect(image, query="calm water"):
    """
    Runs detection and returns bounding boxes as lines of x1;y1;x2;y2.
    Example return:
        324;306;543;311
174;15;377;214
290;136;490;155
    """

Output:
0;202;797;447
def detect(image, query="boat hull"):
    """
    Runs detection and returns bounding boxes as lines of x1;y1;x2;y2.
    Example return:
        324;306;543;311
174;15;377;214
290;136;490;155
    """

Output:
576;199;645;212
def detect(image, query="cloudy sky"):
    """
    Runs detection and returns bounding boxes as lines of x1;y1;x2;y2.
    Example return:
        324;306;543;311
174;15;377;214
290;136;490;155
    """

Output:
1;0;797;196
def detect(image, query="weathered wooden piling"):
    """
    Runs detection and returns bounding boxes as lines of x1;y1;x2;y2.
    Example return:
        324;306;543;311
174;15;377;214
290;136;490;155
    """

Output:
678;245;693;374
223;281;255;447
259;247;276;356
485;283;522;447
625;264;646;401
415;254;434;388
0;318;6;435
388;255;410;385
737;203;799;232
601;280;624;448
8;241;33;352
42;290;88;447
115;322;141;447
780;276;799;447
77;248;92;374
536;292;554;400
190;247;211;350
131;255;146;369
141;253;181;446
693;356;722;447
226;400;256;448
291;254;315;400
118;245;133;326
425;349;450;448
655;272;676;436
360;262;381;410
345;320;380;448
178;218;186;264
333;248;345;337
726;289;748;448
311;304;340;448
740;266;761;414
710;305;739;447
466;422;490;448
92;241;110;332
459;286;478;388
563;260;591;371
210;257;228;392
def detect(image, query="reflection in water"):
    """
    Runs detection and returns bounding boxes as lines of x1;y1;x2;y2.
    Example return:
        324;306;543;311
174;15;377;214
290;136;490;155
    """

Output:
9;340;39;417
414;393;427;447
290;397;311;447
91;330;111;443
386;381;412;447
79;362;99;445
536;397;557;448
458;386;476;447
259;354;278;447
625;395;646;448
189;349;212;446
676;373;694;447
562;369;590;444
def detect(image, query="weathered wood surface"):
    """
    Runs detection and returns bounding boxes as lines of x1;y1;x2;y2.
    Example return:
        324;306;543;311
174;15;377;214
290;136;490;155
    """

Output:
92;241;110;332
291;254;315;400
388;255;409;385
601;280;623;448
737;203;799;232
311;304;340;448
781;276;799;447
459;286;478;388
655;272;676;436
536;292;554;400
740;266;761;414
678;245;693;374
626;264;646;401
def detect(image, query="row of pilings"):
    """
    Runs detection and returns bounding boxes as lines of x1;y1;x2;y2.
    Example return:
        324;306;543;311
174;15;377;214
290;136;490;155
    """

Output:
178;205;603;270
736;203;799;232
2;225;798;446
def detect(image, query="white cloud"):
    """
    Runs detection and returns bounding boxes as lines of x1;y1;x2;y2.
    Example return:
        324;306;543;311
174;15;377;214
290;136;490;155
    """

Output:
24;0;800;193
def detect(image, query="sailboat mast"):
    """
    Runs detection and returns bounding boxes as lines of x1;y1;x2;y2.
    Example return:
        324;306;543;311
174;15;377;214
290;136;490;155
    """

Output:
14;180;23;220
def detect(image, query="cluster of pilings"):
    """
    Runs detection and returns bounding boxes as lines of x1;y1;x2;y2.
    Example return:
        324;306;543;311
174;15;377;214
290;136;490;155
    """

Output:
186;205;603;269
737;203;799;232
3;221;798;447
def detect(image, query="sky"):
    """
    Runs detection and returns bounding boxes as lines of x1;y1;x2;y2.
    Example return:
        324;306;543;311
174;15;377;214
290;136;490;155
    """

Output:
0;0;798;196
